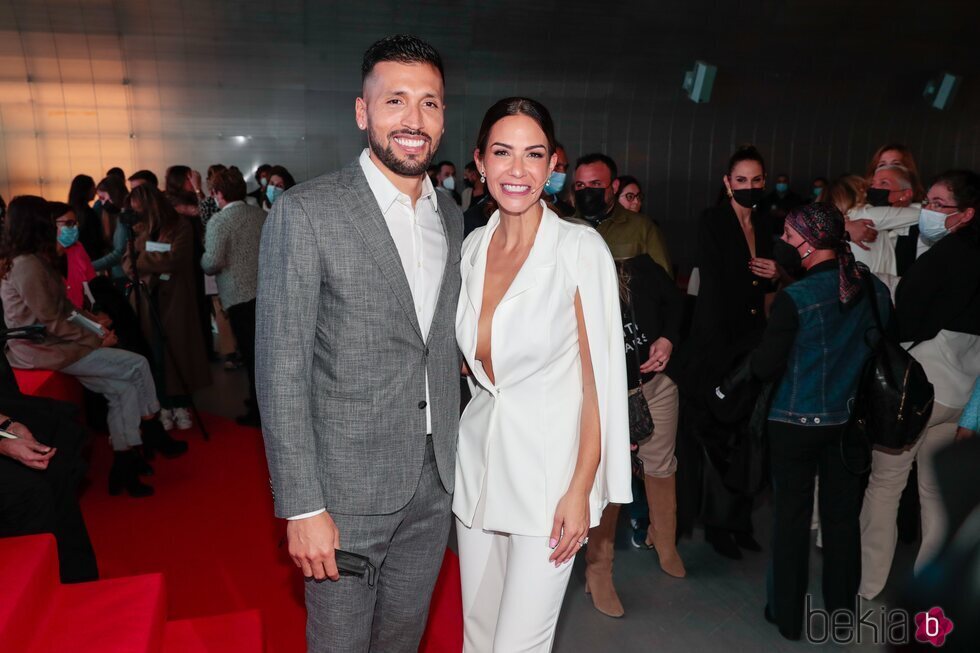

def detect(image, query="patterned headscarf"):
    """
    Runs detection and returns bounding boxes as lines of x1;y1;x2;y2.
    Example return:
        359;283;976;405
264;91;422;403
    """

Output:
785;202;863;304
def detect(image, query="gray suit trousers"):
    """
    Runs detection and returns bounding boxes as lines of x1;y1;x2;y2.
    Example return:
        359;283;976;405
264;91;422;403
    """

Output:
305;437;452;652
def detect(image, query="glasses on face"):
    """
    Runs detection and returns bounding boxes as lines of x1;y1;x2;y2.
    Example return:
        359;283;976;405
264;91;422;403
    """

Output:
923;198;959;211
622;192;642;203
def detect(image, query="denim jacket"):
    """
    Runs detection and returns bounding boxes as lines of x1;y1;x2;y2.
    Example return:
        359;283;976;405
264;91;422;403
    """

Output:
768;265;891;426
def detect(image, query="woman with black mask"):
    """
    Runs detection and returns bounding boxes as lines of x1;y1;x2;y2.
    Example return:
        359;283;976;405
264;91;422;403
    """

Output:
679;144;780;560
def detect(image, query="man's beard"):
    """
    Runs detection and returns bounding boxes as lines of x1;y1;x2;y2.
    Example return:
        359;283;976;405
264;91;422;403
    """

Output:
368;128;435;177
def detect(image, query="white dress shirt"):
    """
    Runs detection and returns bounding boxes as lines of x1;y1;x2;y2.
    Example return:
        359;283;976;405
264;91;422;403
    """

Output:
289;150;447;521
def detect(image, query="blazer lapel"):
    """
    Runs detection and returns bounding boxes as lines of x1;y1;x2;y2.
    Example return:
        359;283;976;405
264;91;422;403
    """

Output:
426;191;461;346
498;204;558;304
338;162;423;340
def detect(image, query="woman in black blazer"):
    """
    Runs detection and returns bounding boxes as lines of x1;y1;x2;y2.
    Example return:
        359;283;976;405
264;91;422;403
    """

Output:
681;145;781;559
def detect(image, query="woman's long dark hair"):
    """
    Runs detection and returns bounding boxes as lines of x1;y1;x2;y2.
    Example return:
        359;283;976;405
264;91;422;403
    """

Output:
0;196;57;279
128;184;180;241
165;165;192;195
475;97;557;157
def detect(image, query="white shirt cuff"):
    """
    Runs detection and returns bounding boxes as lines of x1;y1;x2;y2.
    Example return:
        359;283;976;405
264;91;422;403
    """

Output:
287;508;325;520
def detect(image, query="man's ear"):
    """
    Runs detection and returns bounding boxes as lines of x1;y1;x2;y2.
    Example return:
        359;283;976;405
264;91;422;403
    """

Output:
355;97;367;131
611;178;620;195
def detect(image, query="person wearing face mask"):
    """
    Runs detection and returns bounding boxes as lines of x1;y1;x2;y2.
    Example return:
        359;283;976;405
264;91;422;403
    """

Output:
719;202;891;640
810;176;829;203
434;160;461;205
571;153;672;277
543;143;574;217
762;174;805;235
859;169;980;601
264;165;296;207
680;144;780;560
248;164;272;209
47;203;95;310
826;168;920;283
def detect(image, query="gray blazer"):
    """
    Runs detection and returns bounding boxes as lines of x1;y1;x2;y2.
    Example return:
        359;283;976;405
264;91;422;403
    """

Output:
256;160;463;518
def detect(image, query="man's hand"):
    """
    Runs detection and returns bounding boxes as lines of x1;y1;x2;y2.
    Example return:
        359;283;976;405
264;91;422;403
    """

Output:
286;511;341;581
0;422;55;470
845;219;877;251
639;337;673;374
93;312;113;328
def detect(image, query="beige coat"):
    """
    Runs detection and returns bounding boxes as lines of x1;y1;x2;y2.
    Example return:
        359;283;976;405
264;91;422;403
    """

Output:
125;217;212;396
1;254;102;370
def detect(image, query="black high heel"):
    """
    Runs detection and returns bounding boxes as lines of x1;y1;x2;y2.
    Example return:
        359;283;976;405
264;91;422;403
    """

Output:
108;450;154;497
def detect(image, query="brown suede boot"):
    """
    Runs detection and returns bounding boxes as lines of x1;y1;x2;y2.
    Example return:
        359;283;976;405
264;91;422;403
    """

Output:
584;503;625;617
645;474;687;578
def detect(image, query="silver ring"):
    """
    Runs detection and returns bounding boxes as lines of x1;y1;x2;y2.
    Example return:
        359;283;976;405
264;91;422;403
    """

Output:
579;537;589;546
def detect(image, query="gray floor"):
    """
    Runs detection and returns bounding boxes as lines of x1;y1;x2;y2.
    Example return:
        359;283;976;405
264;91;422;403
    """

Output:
197;362;915;652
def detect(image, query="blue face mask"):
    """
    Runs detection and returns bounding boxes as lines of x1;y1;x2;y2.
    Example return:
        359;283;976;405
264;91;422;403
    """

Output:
775;182;789;194
266;185;284;204
544;171;567;195
57;225;79;248
812;186;823;198
918;208;958;244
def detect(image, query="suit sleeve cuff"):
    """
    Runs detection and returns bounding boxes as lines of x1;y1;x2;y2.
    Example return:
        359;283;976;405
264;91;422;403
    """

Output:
287;508;325;521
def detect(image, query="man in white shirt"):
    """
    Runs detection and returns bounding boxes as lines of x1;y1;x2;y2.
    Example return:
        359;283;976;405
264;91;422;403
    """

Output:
255;35;464;652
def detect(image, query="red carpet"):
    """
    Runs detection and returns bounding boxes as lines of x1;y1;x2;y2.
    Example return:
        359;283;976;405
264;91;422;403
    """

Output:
78;414;463;653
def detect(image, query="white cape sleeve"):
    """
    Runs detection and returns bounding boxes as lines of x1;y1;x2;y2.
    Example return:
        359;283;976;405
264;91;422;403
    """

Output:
571;229;634;511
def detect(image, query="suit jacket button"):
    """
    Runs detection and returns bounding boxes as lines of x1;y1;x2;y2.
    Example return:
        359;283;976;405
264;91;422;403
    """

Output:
418;400;427;409
752;280;759;286
424;347;430;356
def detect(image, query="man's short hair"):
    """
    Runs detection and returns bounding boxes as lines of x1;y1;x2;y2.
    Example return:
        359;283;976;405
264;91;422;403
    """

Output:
877;164;912;190
255;163;272;179
361;34;444;83
436;160;455;171
211;168;248;202
464;161;477;173
128;170;158;188
575;153;618;181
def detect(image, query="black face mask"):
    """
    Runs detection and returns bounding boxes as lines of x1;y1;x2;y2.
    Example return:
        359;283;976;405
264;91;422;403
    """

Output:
575;187;609;218
866;187;892;207
730;187;766;209
772;239;804;278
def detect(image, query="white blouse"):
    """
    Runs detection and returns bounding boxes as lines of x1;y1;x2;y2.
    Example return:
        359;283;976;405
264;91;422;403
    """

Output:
453;204;632;537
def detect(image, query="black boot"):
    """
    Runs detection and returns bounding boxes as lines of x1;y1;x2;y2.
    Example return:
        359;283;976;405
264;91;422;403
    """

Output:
141;417;189;459
108;451;154;497
734;531;762;552
133;450;154;476
706;527;742;560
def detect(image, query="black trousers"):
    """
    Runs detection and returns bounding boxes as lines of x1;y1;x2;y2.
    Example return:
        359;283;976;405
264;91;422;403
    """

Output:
767;421;864;639
0;395;98;583
226;299;257;413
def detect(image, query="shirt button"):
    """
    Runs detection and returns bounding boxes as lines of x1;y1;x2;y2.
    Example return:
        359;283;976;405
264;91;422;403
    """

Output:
800;417;807;424
750;308;758;315
814;417;821;424
752;280;759;286
418;401;427;409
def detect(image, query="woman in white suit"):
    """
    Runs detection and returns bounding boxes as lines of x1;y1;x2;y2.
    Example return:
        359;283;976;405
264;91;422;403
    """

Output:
455;97;632;652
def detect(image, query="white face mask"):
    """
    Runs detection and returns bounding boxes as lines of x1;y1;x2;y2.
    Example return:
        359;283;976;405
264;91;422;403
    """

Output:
442;176;455;192
918;207;958;244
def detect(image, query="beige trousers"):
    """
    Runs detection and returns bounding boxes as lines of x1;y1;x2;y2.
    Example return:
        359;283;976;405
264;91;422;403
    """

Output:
858;403;961;599
636;374;679;477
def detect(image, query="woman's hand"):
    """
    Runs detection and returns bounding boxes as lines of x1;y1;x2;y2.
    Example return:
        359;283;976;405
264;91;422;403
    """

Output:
640;337;673;374
748;257;780;281
548;490;590;566
101;330;119;348
93;313;112;328
845;218;877;251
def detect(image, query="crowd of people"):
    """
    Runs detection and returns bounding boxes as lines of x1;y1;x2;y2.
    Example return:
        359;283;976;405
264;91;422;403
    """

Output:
1;32;979;652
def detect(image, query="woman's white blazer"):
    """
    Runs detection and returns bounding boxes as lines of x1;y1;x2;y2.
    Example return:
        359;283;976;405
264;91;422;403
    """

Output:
453;204;632;537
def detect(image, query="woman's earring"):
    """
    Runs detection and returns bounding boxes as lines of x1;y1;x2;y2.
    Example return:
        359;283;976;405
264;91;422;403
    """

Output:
480;171;486;183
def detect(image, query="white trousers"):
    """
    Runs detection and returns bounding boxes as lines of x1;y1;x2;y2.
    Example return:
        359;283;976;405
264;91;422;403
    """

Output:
858;403;961;599
456;486;575;652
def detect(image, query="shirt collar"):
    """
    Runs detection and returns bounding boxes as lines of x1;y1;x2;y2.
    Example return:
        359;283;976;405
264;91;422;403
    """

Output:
358;149;439;214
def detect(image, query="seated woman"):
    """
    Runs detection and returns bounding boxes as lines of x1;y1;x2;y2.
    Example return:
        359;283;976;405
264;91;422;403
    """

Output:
125;185;212;432
0;195;187;498
47;202;95;310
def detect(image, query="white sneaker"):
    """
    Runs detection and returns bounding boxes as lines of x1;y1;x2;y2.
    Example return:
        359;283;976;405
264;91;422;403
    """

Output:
159;409;174;431
173;407;193;430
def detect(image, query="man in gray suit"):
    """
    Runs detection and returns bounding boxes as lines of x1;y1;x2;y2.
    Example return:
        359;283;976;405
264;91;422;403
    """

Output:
255;35;462;652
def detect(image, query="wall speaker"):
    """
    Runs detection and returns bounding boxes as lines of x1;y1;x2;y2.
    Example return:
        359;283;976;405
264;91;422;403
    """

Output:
923;72;960;110
682;61;717;104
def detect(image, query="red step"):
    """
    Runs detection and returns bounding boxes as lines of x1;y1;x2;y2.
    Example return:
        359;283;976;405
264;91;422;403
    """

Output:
163;610;265;653
27;573;167;653
0;535;60;648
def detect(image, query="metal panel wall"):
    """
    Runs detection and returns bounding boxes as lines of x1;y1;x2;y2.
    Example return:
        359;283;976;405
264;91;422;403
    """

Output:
1;0;977;269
